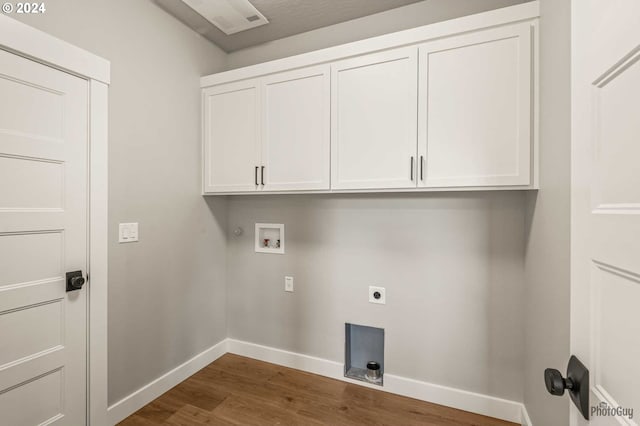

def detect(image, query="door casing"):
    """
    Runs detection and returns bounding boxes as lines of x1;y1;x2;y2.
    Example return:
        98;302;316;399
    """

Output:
0;14;111;426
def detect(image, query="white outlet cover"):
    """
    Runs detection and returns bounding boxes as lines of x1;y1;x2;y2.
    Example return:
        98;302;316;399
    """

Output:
285;276;294;292
369;286;386;304
119;222;139;243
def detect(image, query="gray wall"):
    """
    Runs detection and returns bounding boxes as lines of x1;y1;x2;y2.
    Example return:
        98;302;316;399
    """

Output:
14;0;572;417
523;0;572;424
223;0;536;404
13;0;229;405
225;0;528;69
227;193;526;401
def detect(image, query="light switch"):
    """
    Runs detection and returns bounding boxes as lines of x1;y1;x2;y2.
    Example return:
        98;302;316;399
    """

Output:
285;276;294;292
119;223;139;243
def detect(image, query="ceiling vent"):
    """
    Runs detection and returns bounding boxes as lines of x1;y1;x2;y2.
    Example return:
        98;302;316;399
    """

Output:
180;0;269;35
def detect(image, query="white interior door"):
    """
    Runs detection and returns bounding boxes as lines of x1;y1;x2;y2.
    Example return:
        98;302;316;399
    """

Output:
331;47;418;190
572;0;640;424
203;79;261;193
261;65;330;191
418;23;532;188
0;49;88;425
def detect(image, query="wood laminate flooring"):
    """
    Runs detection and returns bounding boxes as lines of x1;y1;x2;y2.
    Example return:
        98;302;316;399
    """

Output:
118;354;518;426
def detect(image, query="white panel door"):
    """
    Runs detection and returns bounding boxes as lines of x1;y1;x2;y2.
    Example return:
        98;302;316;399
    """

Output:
331;47;418;190
572;1;640;424
0;49;87;425
418;24;532;188
203;79;261;193
261;65;330;191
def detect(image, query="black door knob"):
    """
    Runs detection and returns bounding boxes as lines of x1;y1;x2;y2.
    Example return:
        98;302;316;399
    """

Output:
544;356;590;420
66;271;85;292
544;368;573;396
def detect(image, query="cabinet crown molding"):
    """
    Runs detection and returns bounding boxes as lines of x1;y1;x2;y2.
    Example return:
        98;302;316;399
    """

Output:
201;1;539;88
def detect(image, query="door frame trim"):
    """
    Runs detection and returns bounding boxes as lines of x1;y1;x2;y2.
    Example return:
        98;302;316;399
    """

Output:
0;15;111;426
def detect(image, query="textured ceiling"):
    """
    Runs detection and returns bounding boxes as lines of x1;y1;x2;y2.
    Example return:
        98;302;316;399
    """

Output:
155;0;424;52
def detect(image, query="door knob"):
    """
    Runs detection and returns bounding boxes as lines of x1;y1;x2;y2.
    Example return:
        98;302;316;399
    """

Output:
66;270;86;292
544;368;573;396
544;355;589;420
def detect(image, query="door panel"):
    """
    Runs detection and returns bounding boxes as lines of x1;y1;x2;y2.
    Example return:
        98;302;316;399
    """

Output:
262;65;330;191
418;24;532;188
592;53;640;210
591;264;640;412
203;79;260;193
0;156;64;208
572;0;640;424
0;300;63;366
331;47;418;190
0;48;87;425
0;231;62;287
0;369;64;426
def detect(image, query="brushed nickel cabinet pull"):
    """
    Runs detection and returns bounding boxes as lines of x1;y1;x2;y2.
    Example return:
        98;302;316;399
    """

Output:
410;157;414;181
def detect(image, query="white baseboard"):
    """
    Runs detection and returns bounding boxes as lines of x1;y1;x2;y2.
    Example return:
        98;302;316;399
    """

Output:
227;339;527;425
521;405;533;426
107;339;228;425
107;338;530;425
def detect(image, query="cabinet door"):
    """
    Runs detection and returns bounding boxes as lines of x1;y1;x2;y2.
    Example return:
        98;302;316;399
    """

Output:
418;24;533;188
331;47;418;190
261;65;330;191
203;80;261;193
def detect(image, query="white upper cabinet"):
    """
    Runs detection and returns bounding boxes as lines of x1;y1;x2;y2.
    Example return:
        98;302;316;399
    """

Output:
262;66;330;191
203;79;261;193
201;3;539;194
418;23;533;188
331;47;418;190
203;67;330;194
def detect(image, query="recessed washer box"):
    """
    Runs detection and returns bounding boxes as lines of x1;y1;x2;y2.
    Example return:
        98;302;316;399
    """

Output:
255;223;284;254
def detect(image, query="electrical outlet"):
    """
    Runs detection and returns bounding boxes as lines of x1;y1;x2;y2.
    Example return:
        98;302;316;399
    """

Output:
369;286;386;304
285;276;294;292
119;223;139;243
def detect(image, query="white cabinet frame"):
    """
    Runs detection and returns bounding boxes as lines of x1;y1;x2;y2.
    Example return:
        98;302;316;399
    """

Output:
261;65;331;191
202;79;261;193
418;23;534;188
330;47;418;190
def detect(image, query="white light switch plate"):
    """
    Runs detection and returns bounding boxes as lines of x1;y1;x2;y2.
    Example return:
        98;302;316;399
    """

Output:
285;276;294;292
369;286;386;304
119;223;139;243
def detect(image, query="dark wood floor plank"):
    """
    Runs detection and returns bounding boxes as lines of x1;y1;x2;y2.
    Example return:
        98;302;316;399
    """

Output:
118;414;160;426
164;404;237;426
118;353;517;426
341;383;516;426
206;353;284;382
133;399;182;424
265;367;348;401
212;394;315;426
172;377;230;411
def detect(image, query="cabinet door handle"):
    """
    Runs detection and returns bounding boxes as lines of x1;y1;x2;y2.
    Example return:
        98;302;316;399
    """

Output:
261;166;265;186
420;155;424;181
410;157;414;181
255;166;259;186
